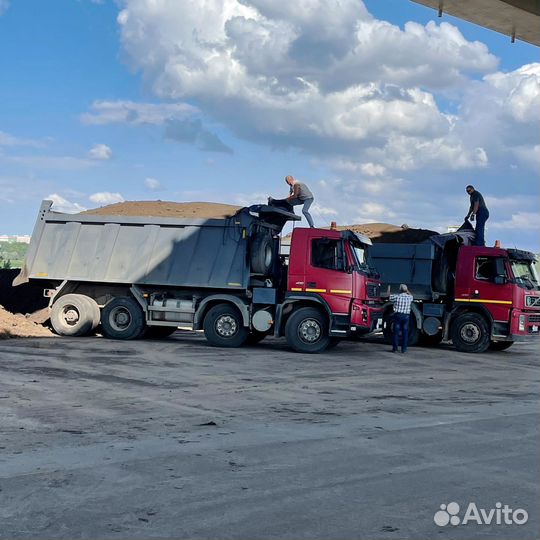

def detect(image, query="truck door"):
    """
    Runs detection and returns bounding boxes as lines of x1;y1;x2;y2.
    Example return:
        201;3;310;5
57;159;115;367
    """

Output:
471;255;513;321
308;237;353;314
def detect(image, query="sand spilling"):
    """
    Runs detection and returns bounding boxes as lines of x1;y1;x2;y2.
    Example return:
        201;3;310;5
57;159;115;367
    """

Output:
0;305;54;339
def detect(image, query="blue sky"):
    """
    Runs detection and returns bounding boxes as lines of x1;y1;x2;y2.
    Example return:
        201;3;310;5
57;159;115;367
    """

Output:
0;0;538;251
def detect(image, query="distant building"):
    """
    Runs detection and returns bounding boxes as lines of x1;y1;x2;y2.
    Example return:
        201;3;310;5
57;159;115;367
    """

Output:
0;234;31;244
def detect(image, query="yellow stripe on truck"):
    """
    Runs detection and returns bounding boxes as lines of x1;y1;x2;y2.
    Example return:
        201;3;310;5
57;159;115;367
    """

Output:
305;288;327;293
290;287;303;291
455;298;512;305
330;289;352;294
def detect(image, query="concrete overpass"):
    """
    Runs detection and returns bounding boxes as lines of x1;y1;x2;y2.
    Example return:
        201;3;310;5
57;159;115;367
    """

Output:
411;0;540;46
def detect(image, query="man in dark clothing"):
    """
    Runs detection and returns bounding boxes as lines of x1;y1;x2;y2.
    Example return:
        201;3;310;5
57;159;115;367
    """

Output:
465;185;490;246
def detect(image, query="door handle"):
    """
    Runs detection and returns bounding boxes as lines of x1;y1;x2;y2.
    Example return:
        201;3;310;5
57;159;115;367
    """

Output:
307;282;317;287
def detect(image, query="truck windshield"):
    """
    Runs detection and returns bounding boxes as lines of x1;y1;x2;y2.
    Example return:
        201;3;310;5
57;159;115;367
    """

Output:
510;260;540;290
350;242;376;276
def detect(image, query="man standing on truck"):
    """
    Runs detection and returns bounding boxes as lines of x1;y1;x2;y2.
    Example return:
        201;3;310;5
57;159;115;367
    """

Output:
389;284;414;354
285;175;315;228
465;185;490;246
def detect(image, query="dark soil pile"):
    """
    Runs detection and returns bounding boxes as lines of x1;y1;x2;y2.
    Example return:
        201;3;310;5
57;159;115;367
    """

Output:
341;223;438;243
0;269;49;315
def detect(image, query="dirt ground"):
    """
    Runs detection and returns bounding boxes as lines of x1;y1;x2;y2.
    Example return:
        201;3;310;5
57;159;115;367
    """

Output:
0;333;537;539
81;201;242;219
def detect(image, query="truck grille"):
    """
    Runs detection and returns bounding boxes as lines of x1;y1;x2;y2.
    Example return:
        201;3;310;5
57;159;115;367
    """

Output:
526;296;540;308
528;314;540;323
366;283;380;299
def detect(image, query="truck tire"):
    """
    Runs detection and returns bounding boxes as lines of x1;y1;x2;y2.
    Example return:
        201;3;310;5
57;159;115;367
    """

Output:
285;307;331;353
250;234;274;275
85;297;101;333
145;326;178;339
101;297;146;340
489;341;514;352
382;311;419;347
203;303;249;347
451;313;490;353
50;294;97;337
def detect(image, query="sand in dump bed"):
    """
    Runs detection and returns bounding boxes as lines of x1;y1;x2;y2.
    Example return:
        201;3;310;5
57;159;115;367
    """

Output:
0;305;54;339
81;201;242;219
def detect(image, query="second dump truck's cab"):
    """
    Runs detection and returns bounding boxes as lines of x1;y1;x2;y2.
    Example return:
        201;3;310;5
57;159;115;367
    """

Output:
276;227;382;352
451;246;540;352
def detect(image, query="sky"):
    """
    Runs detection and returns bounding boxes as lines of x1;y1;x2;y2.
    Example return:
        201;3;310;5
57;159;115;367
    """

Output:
0;0;538;251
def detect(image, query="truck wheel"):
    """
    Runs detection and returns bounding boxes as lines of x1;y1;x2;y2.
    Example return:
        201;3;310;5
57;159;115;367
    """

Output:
101;297;146;340
145;326;178;339
250;234;274;275
50;294;97;337
285;307;330;353
203;303;249;347
84;296;101;333
489;341;514;352
451;313;490;353
382;311;419;346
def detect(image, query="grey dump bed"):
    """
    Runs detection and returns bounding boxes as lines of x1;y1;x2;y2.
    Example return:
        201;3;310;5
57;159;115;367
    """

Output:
368;243;437;300
368;230;474;300
15;200;298;290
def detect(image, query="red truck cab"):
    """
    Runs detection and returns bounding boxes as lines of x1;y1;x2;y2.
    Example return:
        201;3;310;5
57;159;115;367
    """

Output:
277;227;382;352
453;246;540;350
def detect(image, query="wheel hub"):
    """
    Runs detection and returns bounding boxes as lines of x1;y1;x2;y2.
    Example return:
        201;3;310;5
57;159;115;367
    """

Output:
299;318;321;343
460;322;480;343
110;307;131;331
63;307;79;325
216;315;237;337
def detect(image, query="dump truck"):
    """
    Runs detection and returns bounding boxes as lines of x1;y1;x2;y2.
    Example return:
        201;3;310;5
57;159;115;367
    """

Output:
14;200;383;353
368;231;540;353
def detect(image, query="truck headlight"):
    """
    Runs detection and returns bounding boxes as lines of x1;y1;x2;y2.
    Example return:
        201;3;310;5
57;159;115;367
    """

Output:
519;314;525;331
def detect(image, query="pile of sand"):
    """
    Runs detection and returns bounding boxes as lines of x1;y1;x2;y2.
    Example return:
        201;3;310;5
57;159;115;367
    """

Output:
0;305;54;339
82;201;242;219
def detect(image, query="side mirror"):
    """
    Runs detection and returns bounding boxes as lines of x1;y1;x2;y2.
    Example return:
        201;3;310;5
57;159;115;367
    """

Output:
346;264;355;274
494;276;506;285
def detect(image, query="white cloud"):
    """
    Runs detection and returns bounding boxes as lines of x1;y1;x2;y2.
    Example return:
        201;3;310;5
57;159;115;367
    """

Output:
81;100;197;125
115;0;501;172
89;192;125;205
0;0;9;16
47;194;86;213
144;177;161;191
490;212;540;231
88;143;112;160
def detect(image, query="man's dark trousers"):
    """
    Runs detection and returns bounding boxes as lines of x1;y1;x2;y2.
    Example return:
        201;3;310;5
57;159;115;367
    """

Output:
474;207;489;246
392;313;410;353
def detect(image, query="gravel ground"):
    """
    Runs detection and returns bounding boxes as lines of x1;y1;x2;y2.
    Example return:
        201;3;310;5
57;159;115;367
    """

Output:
0;333;538;539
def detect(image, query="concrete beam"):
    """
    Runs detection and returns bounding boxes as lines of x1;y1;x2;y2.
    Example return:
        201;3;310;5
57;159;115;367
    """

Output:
411;0;540;46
